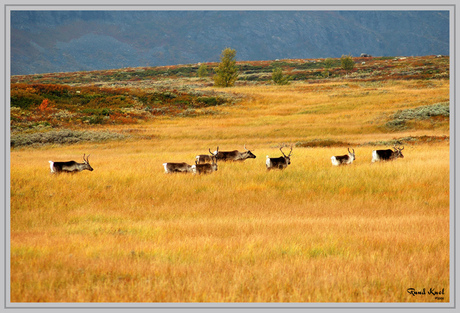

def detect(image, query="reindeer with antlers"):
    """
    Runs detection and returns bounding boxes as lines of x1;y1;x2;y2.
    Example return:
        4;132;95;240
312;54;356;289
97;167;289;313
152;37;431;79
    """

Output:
192;147;219;174
214;144;256;162
372;146;404;163
266;145;293;171
195;148;219;165
49;154;93;174
331;148;356;166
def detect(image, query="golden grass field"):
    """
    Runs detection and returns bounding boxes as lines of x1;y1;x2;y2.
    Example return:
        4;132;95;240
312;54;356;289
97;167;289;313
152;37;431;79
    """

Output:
10;79;450;303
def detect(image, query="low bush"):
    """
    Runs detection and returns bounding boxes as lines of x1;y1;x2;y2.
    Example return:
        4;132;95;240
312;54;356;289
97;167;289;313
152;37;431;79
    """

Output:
11;129;128;148
384;102;449;130
361;135;449;146
392;102;449;120
295;139;352;148
196;96;226;107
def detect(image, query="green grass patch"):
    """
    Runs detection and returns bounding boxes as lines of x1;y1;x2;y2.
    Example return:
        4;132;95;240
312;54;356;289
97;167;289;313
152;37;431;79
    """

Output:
10;129;128;148
295;139;352;148
384;102;449;131
361;135;449;146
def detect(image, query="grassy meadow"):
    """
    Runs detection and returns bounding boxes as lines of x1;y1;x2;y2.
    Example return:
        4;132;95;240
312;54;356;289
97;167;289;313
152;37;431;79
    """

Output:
10;73;450;302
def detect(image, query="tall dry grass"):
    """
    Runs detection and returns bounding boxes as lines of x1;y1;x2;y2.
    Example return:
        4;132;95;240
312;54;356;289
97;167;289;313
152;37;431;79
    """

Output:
10;79;450;303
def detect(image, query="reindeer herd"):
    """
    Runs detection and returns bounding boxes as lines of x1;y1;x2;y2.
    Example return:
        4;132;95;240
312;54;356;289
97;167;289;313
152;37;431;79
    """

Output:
163;145;258;174
48;145;405;175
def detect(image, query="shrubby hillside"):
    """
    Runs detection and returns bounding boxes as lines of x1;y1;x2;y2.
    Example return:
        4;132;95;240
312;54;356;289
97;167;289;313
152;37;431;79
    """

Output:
10;54;449;147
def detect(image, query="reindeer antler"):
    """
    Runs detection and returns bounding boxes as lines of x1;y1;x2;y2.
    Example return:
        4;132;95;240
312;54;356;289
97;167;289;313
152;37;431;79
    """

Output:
287;145;293;157
280;144;293;157
280;147;286;157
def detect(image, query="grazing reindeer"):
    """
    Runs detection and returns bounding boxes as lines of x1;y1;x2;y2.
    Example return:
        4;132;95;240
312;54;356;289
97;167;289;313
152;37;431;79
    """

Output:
372;146;404;162
49;154;93;174
192;148;218;174
215;144;256;162
196;148;218;165
266;146;293;171
331;148;355;166
163;162;194;174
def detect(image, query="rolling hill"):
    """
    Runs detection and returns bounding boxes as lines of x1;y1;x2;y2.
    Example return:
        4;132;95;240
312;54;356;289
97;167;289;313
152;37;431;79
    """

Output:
11;10;449;75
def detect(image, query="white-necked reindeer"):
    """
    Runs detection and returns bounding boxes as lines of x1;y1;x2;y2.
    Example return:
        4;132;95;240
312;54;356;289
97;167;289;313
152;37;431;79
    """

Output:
49;154;93;174
331;148;355;166
266;146;293;171
372;146;404;162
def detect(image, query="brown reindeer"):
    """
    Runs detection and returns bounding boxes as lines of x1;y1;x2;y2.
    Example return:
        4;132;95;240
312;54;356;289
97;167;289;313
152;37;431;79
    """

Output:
192;148;219;174
163;162;194;174
214;145;256;162
196;148;218;165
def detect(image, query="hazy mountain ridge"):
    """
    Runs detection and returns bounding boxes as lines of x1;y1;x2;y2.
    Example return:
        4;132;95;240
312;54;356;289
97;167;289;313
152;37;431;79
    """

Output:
11;10;449;75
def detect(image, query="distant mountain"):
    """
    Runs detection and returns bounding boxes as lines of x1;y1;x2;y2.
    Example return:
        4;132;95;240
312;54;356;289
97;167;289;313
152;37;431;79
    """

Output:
11;10;449;75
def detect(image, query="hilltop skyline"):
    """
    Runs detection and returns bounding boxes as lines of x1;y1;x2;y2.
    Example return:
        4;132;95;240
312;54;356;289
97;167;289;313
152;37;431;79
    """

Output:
11;10;450;75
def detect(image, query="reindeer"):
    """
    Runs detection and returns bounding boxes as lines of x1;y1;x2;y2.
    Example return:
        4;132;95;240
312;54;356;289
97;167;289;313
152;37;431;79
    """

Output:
331;148;355;166
163;162;194;174
49;154;93;174
214;145;256;162
192;148;218;174
372;146;404;162
196;148;218;165
266;146;293;171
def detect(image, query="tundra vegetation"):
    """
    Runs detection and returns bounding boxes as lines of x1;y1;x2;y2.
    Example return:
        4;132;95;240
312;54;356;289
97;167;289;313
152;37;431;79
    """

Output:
272;67;291;85
341;54;355;76
10;55;450;302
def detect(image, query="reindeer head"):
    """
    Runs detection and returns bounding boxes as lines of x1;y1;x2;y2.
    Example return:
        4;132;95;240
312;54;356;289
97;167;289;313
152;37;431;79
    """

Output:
280;145;293;165
209;147;219;163
393;146;404;159
243;144;256;159
82;154;94;171
212;147;218;170
348;148;356;161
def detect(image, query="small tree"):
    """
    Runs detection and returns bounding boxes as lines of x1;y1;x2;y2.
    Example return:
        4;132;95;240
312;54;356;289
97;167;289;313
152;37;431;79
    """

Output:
214;48;238;87
341;55;355;77
323;58;334;78
272;67;291;85
197;63;208;78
